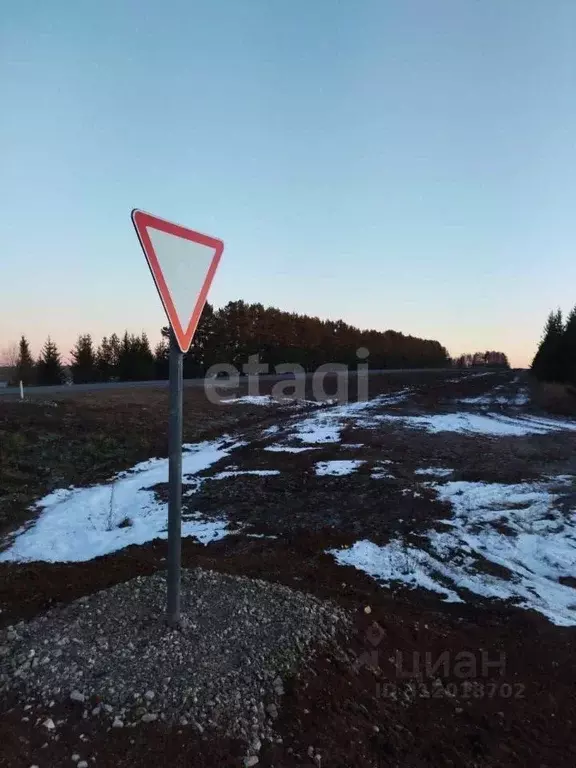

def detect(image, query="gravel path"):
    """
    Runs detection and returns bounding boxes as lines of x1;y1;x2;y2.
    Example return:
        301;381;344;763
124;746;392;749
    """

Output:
0;569;351;758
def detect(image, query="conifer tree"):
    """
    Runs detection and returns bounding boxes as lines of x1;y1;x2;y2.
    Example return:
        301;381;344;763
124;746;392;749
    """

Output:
113;332;155;381
559;305;576;384
96;337;113;382
154;339;169;379
132;332;155;380
117;332;133;381
70;334;97;383
15;335;35;386
36;337;65;386
109;333;121;378
532;310;564;381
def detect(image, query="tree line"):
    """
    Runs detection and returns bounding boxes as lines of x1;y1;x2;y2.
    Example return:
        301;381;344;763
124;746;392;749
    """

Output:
453;351;509;369
10;300;455;386
12;332;158;387
531;306;576;385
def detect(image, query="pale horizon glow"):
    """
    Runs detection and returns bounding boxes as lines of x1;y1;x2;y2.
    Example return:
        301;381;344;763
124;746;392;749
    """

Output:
2;0;575;368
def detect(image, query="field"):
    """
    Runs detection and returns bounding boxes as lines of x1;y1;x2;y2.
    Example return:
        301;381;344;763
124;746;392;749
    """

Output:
1;370;576;767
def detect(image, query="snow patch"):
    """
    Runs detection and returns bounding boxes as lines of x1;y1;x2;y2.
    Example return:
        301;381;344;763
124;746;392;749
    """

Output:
211;470;280;480
315;460;364;477
378;389;413;405
263;445;319;454
460;388;529;407
222;395;329;408
221;396;278;406
378;412;576;436
330;541;462;602
371;461;395;479
330;476;576;625
293;420;342;444
288;393;411;445
0;440;236;563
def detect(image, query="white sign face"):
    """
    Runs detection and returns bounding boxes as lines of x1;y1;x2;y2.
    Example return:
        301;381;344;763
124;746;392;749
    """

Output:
131;210;224;352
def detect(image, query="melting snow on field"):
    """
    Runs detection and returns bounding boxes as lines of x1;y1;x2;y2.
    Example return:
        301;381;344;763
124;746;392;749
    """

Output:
288;392;412;445
378;412;576;436
371;462;395;479
315;460;364;477
264;445;319;453
415;467;453;477
221;395;278;405
293;421;342;444
330;476;576;626
212;470;280;480
264;388;574;441
460;389;530;407
332;540;462;602
0;440;240;564
222;395;327;408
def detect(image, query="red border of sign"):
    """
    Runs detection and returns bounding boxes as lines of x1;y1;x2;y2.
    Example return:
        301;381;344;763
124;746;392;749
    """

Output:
131;209;224;353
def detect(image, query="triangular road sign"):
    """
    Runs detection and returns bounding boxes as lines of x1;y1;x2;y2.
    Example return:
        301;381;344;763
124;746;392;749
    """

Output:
131;209;224;353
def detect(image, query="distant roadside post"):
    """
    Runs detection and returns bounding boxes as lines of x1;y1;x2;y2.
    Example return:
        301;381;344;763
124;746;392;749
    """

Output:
131;210;224;626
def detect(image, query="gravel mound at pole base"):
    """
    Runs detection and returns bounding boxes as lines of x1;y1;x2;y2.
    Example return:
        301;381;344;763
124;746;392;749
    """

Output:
0;568;351;748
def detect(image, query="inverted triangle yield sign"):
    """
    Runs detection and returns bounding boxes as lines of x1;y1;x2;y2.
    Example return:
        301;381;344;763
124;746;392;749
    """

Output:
131;209;224;353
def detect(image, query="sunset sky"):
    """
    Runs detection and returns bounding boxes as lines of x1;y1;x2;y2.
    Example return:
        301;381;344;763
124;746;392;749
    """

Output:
2;0;575;367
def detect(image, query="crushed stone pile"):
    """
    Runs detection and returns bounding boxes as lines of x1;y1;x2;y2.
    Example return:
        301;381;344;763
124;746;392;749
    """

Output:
0;568;351;756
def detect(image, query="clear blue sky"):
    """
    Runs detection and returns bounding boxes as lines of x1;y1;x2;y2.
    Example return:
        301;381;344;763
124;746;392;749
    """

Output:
2;0;575;367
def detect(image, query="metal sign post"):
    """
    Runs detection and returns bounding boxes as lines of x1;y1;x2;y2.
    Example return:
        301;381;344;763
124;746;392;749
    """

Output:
167;329;184;626
131;209;224;627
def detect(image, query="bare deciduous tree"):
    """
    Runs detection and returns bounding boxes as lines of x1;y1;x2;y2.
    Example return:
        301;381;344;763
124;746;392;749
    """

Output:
0;343;18;367
0;343;18;384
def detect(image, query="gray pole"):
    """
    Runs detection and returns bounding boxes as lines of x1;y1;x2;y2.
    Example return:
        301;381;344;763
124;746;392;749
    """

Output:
167;329;183;626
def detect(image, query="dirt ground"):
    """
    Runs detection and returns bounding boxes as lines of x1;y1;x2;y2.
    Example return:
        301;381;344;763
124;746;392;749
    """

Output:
0;371;470;537
2;369;576;767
